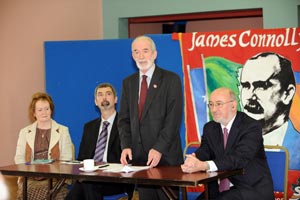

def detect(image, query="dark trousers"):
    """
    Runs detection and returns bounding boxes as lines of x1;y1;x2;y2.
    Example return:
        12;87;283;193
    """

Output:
138;185;179;200
65;181;134;200
196;183;242;200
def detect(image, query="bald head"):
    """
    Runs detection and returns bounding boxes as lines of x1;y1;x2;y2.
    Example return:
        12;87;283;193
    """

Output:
209;87;238;126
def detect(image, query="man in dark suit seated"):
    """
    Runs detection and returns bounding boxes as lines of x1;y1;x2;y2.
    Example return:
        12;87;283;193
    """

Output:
181;87;274;200
65;83;134;200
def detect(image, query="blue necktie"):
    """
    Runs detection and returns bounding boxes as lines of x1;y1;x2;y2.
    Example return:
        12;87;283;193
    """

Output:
94;121;109;162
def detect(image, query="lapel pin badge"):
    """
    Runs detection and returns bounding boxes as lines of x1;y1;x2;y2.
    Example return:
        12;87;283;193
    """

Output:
153;84;157;88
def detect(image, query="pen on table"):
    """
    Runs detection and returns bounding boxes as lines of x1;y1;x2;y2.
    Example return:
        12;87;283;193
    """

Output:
69;160;81;164
97;164;109;169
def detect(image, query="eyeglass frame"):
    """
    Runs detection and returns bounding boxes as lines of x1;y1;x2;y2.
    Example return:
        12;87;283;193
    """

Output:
207;100;234;109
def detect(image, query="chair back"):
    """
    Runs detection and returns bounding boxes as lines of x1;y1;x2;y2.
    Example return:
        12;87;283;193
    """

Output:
183;141;201;158
181;141;202;200
264;145;289;200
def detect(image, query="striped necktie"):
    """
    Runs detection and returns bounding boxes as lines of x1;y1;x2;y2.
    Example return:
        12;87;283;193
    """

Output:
94;121;109;162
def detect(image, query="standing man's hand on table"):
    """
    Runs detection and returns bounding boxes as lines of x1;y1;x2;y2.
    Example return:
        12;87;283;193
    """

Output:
147;149;162;167
121;148;132;165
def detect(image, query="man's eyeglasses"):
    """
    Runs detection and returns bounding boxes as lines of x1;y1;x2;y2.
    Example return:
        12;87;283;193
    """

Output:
207;100;233;109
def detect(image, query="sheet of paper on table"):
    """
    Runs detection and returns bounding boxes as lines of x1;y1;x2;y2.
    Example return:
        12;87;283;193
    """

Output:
102;163;150;173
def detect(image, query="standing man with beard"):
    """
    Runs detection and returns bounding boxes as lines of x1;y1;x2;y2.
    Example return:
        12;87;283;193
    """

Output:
66;83;133;200
118;35;184;199
240;52;300;170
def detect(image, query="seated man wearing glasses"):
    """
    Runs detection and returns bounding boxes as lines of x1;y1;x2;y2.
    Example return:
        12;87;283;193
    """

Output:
181;87;274;200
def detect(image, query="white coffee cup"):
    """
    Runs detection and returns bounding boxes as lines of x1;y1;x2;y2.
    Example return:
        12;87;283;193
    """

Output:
83;159;95;171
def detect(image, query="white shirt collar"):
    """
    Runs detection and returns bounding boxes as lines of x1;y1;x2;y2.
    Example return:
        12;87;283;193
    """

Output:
140;64;155;81
221;114;237;134
101;111;116;125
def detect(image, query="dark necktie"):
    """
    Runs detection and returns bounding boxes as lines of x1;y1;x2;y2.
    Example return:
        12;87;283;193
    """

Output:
94;121;109;162
219;127;230;192
139;75;148;120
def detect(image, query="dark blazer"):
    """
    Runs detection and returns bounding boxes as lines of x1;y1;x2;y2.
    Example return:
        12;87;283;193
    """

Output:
196;111;274;200
77;114;121;162
74;113;134;198
118;66;183;166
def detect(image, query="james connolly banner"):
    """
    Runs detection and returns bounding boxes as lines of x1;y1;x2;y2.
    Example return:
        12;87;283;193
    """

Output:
173;27;300;199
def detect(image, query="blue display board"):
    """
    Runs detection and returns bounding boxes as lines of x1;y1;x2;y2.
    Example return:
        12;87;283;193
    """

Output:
44;34;185;157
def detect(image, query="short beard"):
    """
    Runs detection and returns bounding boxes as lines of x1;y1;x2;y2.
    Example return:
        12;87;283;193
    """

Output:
101;100;110;108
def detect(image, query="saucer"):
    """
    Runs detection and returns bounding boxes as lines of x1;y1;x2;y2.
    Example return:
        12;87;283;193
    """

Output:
79;167;97;172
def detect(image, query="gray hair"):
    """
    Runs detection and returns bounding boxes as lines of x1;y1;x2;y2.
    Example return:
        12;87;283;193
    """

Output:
132;35;156;51
94;83;117;97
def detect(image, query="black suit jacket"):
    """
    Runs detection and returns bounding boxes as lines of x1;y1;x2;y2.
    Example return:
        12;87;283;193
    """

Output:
77;114;121;162
75;113;134;198
196;111;274;200
118;66;183;166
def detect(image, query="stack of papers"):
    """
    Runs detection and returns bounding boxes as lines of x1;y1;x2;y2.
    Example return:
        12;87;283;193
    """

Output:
101;163;150;173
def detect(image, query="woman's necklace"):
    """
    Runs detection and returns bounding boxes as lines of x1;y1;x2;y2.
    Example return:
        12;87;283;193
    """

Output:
37;122;51;137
